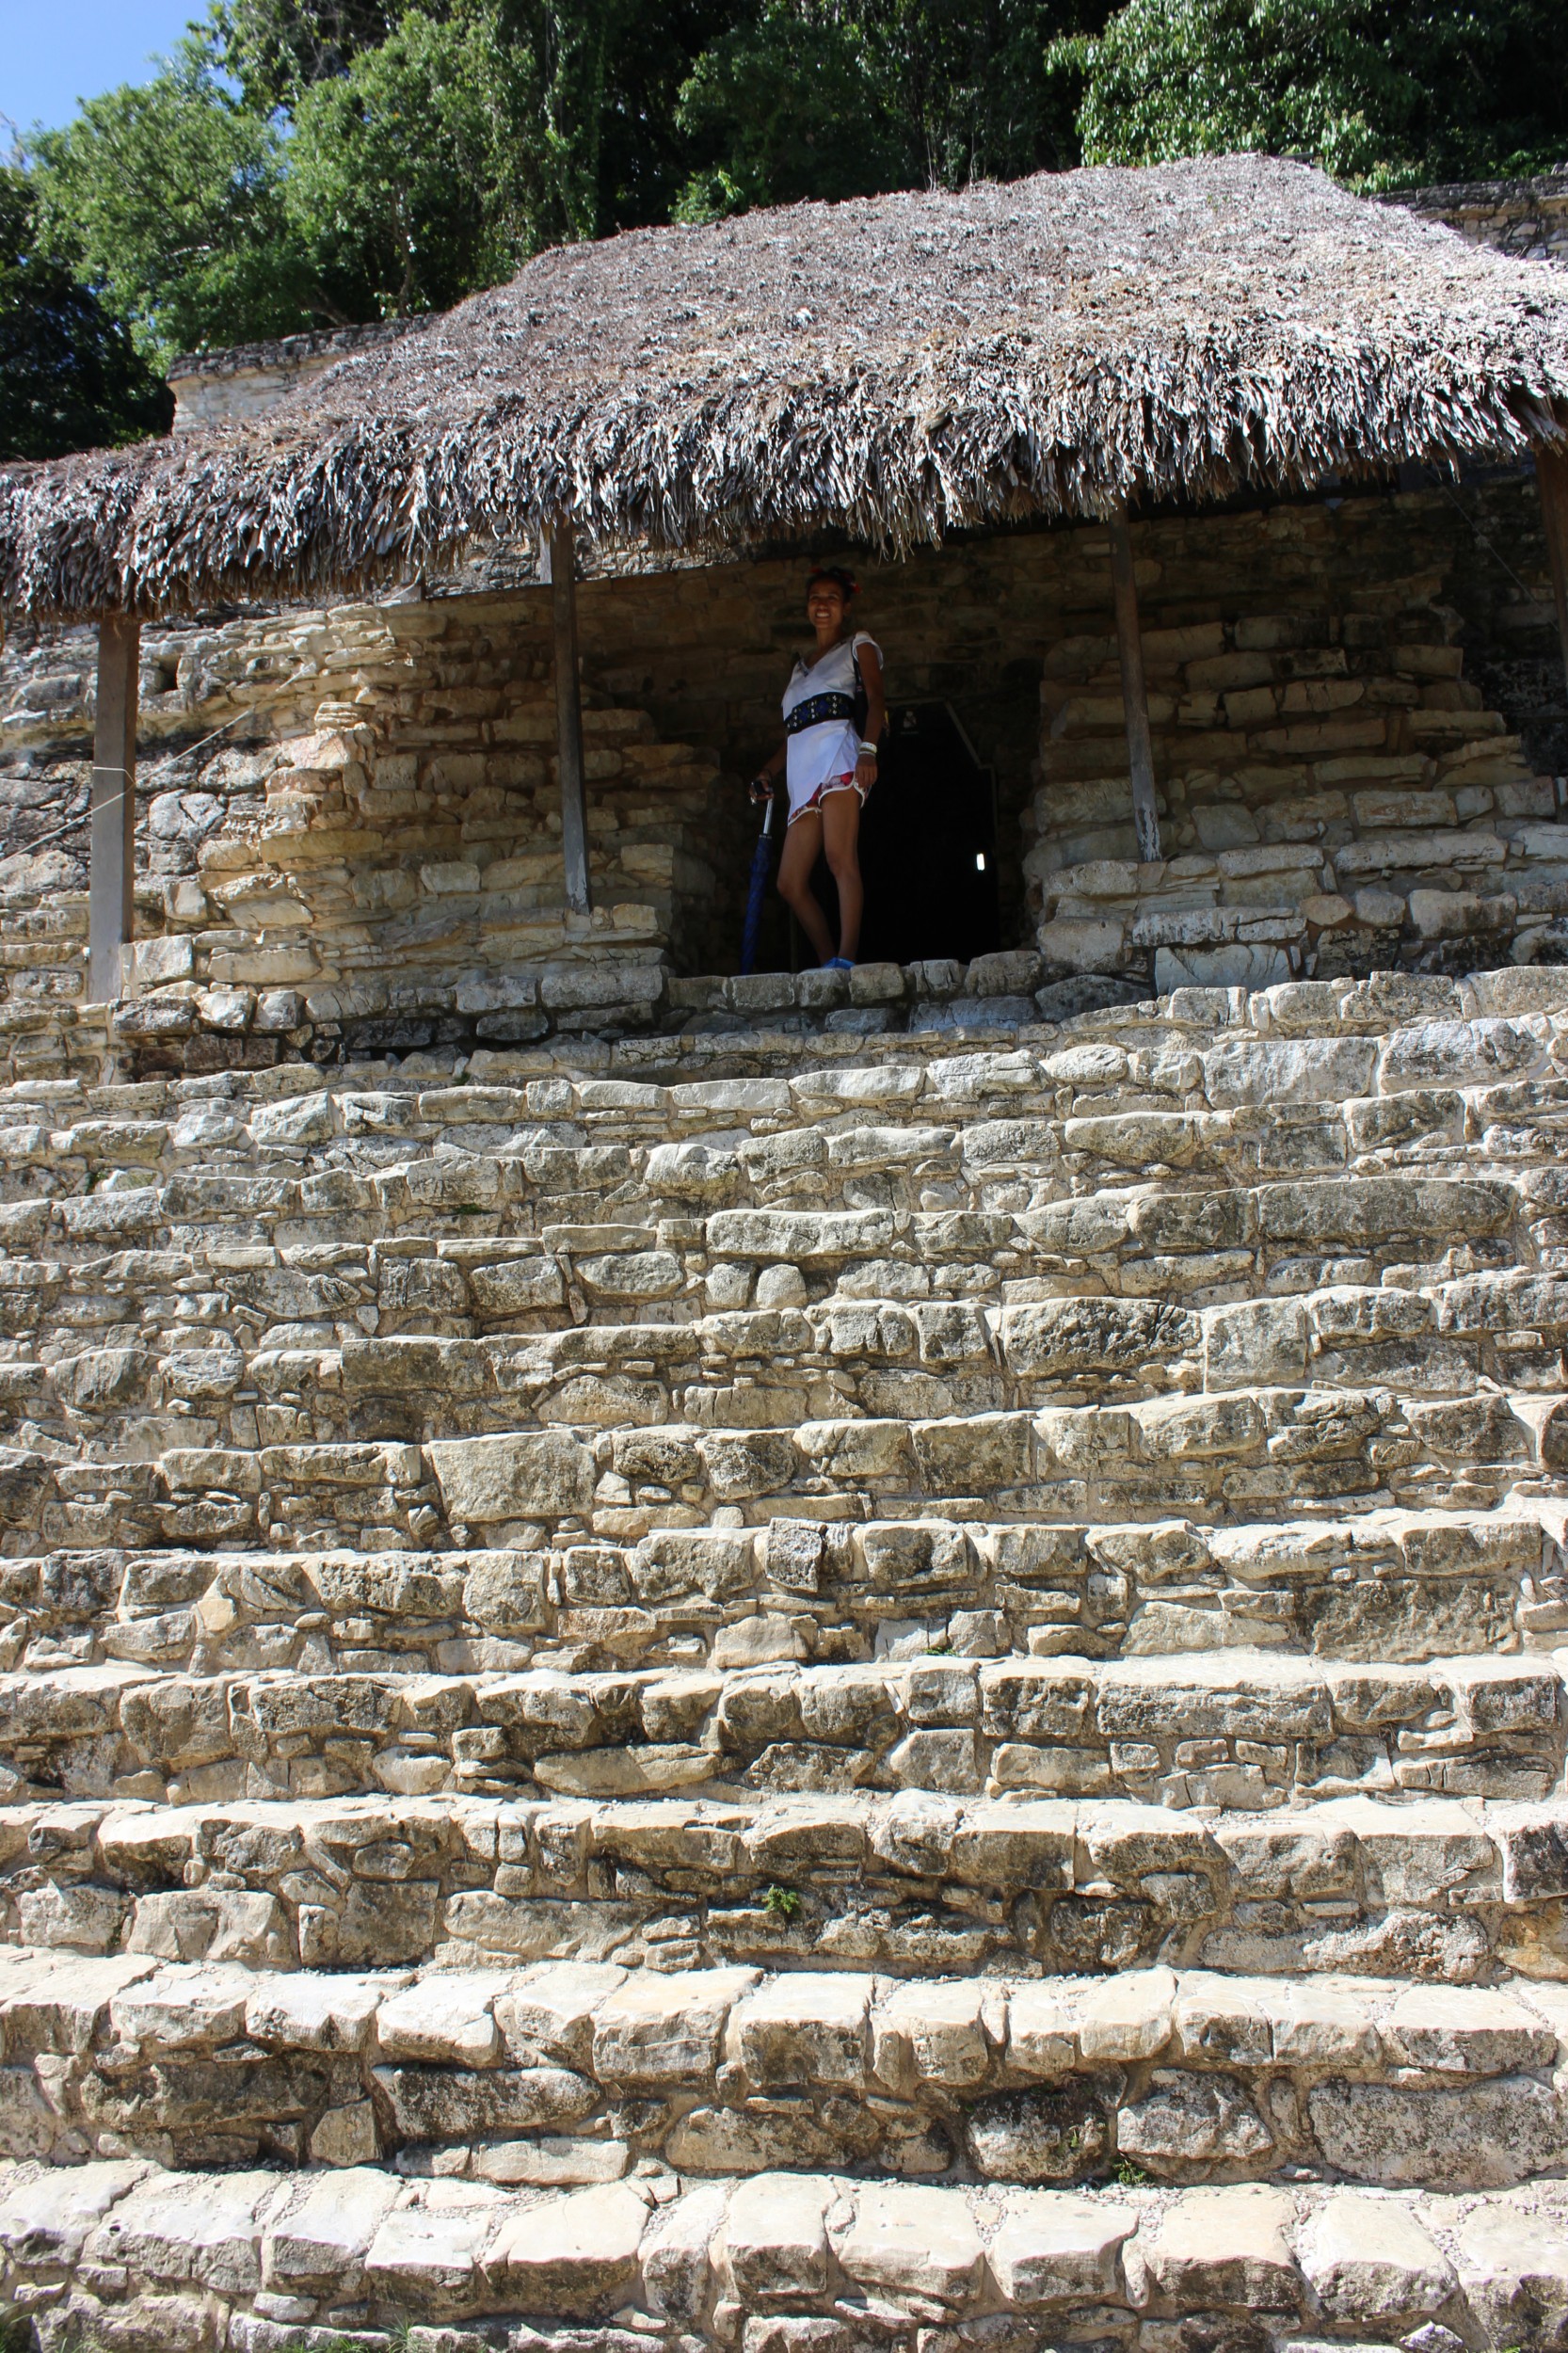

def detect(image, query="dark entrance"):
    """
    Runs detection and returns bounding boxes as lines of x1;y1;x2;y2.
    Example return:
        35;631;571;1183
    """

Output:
805;699;1000;968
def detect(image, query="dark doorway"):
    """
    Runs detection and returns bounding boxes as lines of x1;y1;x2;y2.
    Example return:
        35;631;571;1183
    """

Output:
804;700;1000;968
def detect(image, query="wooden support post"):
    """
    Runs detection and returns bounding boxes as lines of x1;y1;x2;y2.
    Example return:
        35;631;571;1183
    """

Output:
542;521;592;917
1539;443;1568;698
1106;504;1162;865
88;613;139;1003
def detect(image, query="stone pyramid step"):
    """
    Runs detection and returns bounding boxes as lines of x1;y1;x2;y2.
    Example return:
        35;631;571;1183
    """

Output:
13;1364;1568;1517
7;1788;1565;1984
5;965;1568;2350
5;1503;1560;1676
1;2154;1565;2346
0;1945;1564;2190
0;1647;1561;1813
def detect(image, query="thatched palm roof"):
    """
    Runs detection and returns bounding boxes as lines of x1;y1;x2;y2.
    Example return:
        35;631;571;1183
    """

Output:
6;152;1568;620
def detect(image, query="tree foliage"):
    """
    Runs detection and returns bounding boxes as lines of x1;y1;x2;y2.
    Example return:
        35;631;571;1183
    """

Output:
1059;0;1568;188
284;5;544;317
0;166;173;461
27;36;312;361
211;0;396;111
674;0;1097;220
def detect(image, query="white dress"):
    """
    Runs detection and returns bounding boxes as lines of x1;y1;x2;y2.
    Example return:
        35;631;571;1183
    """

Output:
781;632;880;824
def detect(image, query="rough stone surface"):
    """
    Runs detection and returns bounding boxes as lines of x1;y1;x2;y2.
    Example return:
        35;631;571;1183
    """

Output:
0;955;1564;2348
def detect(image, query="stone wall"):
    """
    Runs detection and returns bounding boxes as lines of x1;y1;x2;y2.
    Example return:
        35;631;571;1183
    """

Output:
0;593;745;1064
1389;165;1568;268
167;321;415;431
2;943;1568;2340
1028;486;1568;993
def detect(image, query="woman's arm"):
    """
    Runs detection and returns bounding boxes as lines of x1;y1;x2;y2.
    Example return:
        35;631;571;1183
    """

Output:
856;642;887;794
750;733;788;802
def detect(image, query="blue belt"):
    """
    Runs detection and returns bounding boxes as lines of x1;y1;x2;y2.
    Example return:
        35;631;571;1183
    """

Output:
785;693;856;735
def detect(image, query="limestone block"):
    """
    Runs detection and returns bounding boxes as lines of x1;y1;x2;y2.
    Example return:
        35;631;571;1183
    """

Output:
86;2169;283;2297
364;2181;506;2311
1455;2204;1568;2347
1297;2191;1455;2322
1307;2076;1565;2187
540;963;664;1011
1140;2184;1300;2311
376;1971;504;2064
1202;1034;1376;1108
109;1962;255;2053
374;2061;595;2140
707;1208;894;1260
1380;1013;1544;1091
987;2191;1137;2305
1269;1980;1382;2071
0;1956;159;2057
0;2157;144;2265
1003;1984;1077;2076
642;2179;727;2321
264;2165;401;2294
1038;917;1128;973
729;1970;873;2089
592;1965;758;2087
1204;1298;1308;1386
790;1064;925;1107
721;2172;832;2303
132;936;195;987
309;2101;378;2166
872;1979;1000;2090
1383;1982;1558;2074
495;1961;626;2067
20;1882;123;1953
127;1887;288;1966
250;1090;332;1147
427;1431;595;1523
1155;943;1291;992
461;1552;549;1634
999;1297;1200;1379
839;2182;984;2305
484;2180;648;2313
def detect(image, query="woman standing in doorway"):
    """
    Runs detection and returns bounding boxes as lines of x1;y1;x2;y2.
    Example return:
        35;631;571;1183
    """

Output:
750;567;886;969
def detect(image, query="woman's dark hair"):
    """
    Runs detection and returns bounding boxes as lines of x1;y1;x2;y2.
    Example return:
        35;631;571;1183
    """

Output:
807;565;858;600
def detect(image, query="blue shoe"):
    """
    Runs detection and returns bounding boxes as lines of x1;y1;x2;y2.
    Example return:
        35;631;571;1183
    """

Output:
824;957;854;971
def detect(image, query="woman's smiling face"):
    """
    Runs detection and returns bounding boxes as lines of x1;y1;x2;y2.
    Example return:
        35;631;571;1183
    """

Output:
807;579;850;633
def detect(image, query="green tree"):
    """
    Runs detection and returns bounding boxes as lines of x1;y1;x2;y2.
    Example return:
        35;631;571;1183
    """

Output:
211;0;395;111
866;0;1097;187
673;0;1101;221
284;4;544;316
674;7;896;216
1057;0;1568;188
0;165;172;459
26;35;314;363
595;0;756;231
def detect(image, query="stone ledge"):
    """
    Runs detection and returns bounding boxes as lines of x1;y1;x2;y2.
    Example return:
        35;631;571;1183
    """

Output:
0;1487;1559;1671
2;1785;1560;1981
0;1645;1560;1814
0;2156;1564;2345
0;1949;1563;2189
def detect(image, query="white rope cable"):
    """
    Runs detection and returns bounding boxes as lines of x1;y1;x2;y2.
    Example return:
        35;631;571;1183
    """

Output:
4;708;248;859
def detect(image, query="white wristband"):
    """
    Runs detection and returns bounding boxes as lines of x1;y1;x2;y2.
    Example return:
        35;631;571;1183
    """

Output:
858;740;878;756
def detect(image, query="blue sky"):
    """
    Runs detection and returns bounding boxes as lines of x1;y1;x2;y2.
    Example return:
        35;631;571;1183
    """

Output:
2;0;203;137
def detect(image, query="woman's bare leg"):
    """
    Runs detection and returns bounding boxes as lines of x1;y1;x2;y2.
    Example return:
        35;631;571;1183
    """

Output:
822;789;863;961
776;810;836;964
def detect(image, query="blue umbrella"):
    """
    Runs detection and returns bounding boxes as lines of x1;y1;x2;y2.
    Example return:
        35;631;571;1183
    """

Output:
740;791;776;975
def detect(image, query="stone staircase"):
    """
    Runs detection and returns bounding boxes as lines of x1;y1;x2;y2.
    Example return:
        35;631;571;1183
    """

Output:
0;965;1567;2350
